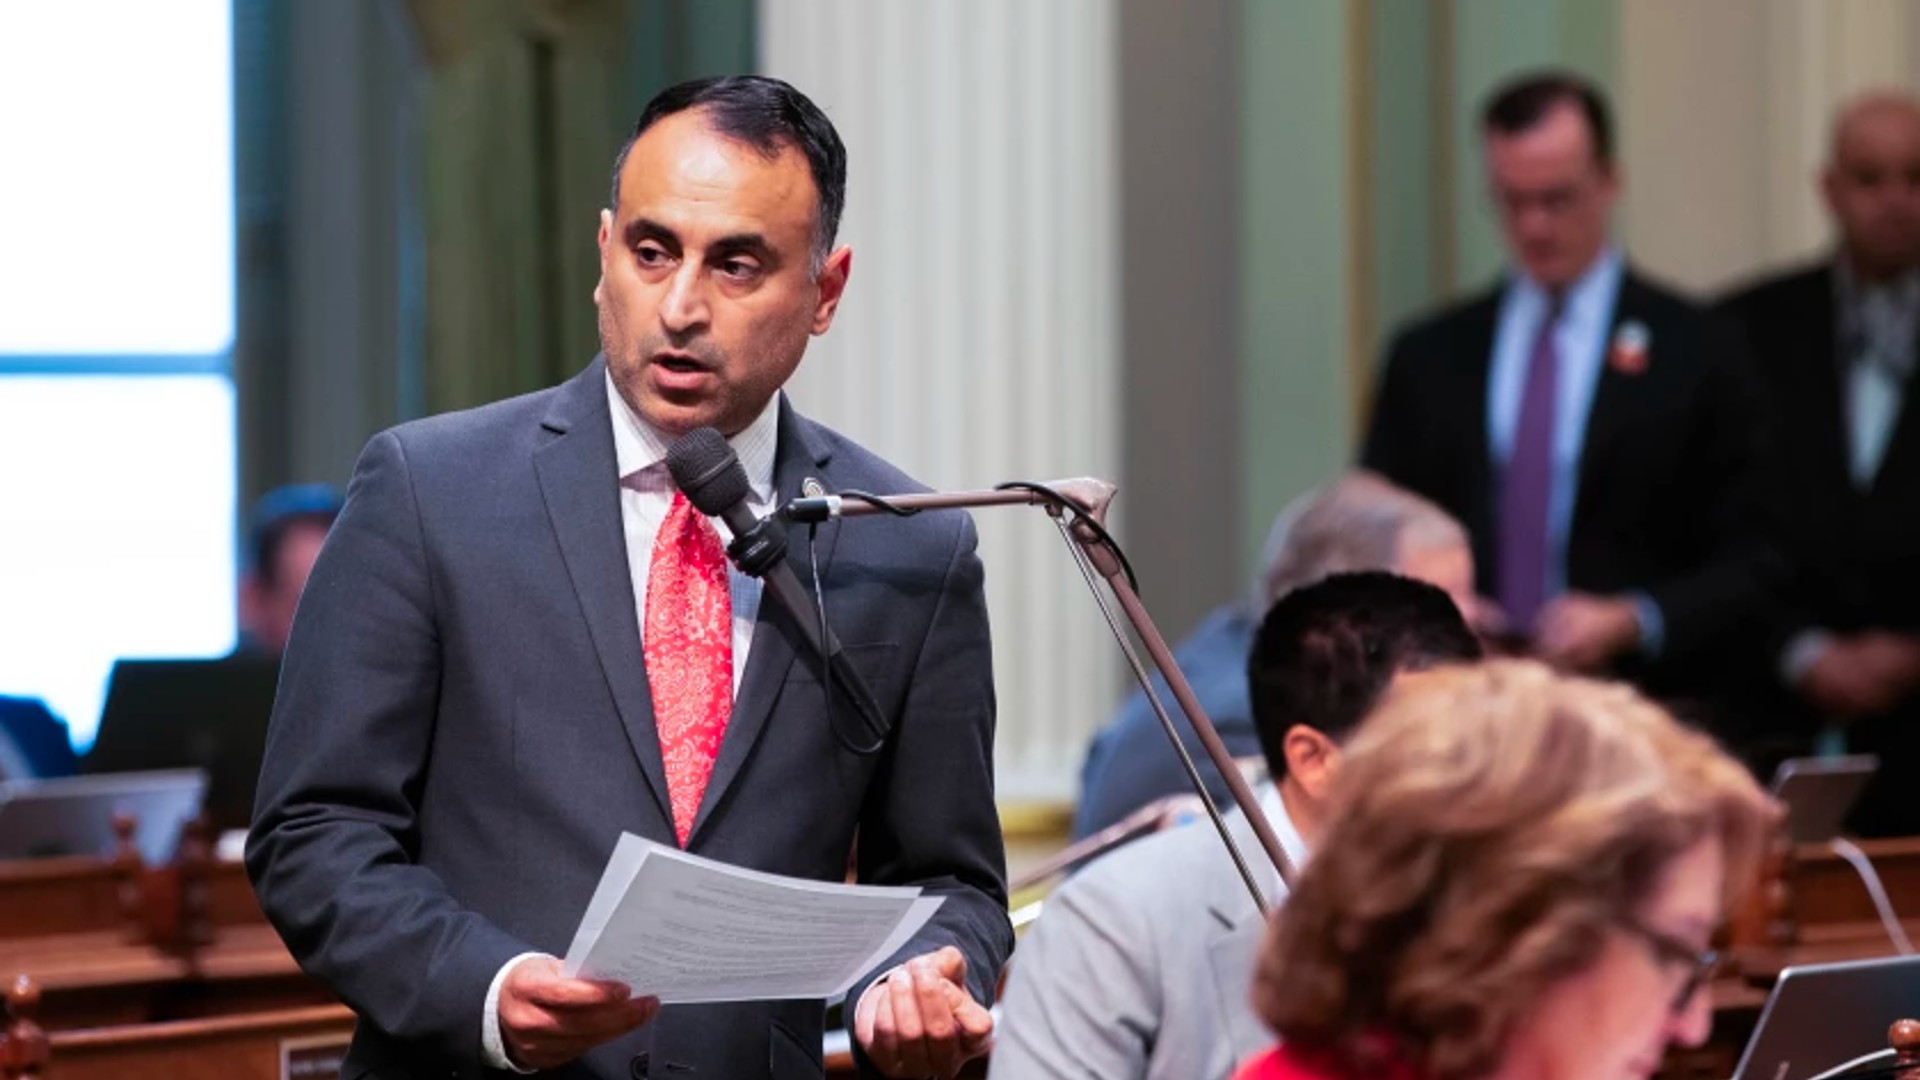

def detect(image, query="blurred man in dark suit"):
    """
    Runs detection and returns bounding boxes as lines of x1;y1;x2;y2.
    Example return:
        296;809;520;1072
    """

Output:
1363;71;1775;741
1718;93;1920;836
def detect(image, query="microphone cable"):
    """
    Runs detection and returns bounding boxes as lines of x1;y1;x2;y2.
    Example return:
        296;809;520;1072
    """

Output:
1827;836;1915;955
806;521;886;757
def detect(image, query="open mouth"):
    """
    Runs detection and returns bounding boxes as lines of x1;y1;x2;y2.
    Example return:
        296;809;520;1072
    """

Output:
655;354;709;374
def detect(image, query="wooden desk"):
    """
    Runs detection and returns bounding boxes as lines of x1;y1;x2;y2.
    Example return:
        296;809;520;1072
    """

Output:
0;847;333;1030
0;858;125;942
2;976;354;1080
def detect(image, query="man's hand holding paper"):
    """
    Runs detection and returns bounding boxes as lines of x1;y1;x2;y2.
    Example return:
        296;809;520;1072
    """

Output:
498;956;660;1071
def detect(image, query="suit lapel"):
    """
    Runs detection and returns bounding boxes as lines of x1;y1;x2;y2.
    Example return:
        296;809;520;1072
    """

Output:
531;358;674;827
1574;273;1642;508
1454;293;1500;586
1869;368;1920;497
689;398;841;843
1203;807;1284;1054
1795;269;1855;495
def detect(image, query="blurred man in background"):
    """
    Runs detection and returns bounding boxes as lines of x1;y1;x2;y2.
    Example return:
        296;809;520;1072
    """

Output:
996;573;1482;1080
237;483;343;656
1719;92;1920;835
1363;70;1776;746
1072;471;1474;839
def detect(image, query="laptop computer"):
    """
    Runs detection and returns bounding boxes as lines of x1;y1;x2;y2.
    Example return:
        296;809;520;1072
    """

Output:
0;768;207;863
1730;954;1920;1080
84;654;281;832
1770;755;1880;844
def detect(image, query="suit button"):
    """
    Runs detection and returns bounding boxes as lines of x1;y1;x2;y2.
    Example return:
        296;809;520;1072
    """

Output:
630;1051;650;1078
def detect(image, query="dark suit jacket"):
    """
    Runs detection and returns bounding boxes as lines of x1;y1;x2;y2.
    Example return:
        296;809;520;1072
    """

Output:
247;357;1012;1079
1718;262;1920;833
1362;270;1778;723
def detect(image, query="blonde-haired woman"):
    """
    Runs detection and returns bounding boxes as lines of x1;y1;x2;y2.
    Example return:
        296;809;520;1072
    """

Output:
1234;660;1777;1080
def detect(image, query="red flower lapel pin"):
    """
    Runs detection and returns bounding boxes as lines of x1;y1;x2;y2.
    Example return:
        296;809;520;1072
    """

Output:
1608;319;1650;375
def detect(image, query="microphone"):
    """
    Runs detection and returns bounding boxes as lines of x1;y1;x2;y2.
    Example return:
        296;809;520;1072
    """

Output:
665;427;888;744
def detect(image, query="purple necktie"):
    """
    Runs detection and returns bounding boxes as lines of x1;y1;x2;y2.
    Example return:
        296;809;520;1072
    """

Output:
1497;297;1562;632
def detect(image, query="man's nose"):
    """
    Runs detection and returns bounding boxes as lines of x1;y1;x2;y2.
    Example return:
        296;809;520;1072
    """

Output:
660;263;710;334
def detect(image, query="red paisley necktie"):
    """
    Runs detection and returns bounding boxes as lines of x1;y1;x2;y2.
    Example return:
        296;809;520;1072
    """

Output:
644;491;733;846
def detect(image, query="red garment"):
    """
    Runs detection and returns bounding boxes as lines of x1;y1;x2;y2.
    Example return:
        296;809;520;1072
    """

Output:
1232;1044;1423;1080
645;492;733;846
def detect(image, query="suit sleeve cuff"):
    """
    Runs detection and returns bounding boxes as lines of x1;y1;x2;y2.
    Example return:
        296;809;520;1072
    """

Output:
482;952;550;1073
1629;593;1666;659
1782;629;1836;687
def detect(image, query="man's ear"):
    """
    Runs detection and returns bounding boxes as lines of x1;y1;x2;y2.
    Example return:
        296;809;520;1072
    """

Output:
1283;725;1340;802
594;208;613;306
811;246;853;335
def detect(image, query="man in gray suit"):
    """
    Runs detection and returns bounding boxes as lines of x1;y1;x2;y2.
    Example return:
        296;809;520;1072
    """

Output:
249;77;1009;1079
991;572;1481;1080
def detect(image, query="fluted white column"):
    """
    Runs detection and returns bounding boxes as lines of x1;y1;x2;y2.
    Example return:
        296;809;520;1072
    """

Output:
759;1;1120;803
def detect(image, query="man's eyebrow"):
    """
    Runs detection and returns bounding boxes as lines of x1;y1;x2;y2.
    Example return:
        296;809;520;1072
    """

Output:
622;217;678;248
708;232;775;259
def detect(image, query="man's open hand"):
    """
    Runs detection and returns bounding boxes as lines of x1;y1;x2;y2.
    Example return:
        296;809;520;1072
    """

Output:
853;947;993;1078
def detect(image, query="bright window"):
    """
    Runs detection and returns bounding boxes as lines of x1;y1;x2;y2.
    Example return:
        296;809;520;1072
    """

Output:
0;1;237;747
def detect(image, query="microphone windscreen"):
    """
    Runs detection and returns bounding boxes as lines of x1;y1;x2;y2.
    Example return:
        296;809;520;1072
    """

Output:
665;427;751;516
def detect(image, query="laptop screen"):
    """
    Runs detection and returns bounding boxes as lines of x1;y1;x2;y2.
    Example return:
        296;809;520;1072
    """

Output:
0;768;207;863
1731;954;1920;1080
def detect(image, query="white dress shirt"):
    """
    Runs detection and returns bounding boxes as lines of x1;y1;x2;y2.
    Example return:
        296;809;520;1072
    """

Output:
480;377;782;1072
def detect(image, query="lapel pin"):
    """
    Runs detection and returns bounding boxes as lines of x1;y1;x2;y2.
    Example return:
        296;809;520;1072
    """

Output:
801;477;826;498
1609;320;1650;376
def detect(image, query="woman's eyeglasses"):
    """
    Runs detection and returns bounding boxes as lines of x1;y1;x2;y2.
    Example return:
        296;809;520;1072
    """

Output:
1614;917;1720;1013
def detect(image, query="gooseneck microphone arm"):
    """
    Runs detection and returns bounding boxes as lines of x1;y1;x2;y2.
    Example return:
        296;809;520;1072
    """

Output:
785;477;1298;911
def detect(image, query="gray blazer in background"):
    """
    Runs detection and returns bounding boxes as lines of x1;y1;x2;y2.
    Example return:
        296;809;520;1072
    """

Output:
247;356;1012;1079
989;795;1293;1080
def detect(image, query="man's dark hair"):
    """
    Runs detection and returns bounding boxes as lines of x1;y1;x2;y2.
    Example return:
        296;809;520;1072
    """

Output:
1248;571;1482;779
1482;70;1614;167
609;75;848;270
248;484;342;590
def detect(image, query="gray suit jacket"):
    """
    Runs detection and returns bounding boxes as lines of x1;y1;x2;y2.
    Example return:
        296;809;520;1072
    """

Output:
248;357;1012;1079
989;790;1299;1080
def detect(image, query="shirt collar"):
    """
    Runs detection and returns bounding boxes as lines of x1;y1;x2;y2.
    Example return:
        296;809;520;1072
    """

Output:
604;371;781;504
1834;257;1920;323
1257;780;1312;874
1509;244;1623;326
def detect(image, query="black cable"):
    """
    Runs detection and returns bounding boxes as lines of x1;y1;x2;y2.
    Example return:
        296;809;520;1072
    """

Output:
796;478;1135;755
837;490;920;516
992;481;1140;594
807;523;886;756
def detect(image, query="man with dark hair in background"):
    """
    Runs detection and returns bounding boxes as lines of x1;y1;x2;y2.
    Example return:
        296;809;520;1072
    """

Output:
237;483;342;656
1719;92;1920;835
994;572;1483;1080
1362;70;1776;744
249;76;1009;1078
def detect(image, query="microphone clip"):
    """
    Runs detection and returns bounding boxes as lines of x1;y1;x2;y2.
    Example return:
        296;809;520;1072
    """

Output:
725;514;789;579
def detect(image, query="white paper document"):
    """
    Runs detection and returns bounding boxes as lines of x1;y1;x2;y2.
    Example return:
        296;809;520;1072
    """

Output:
560;833;944;1004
